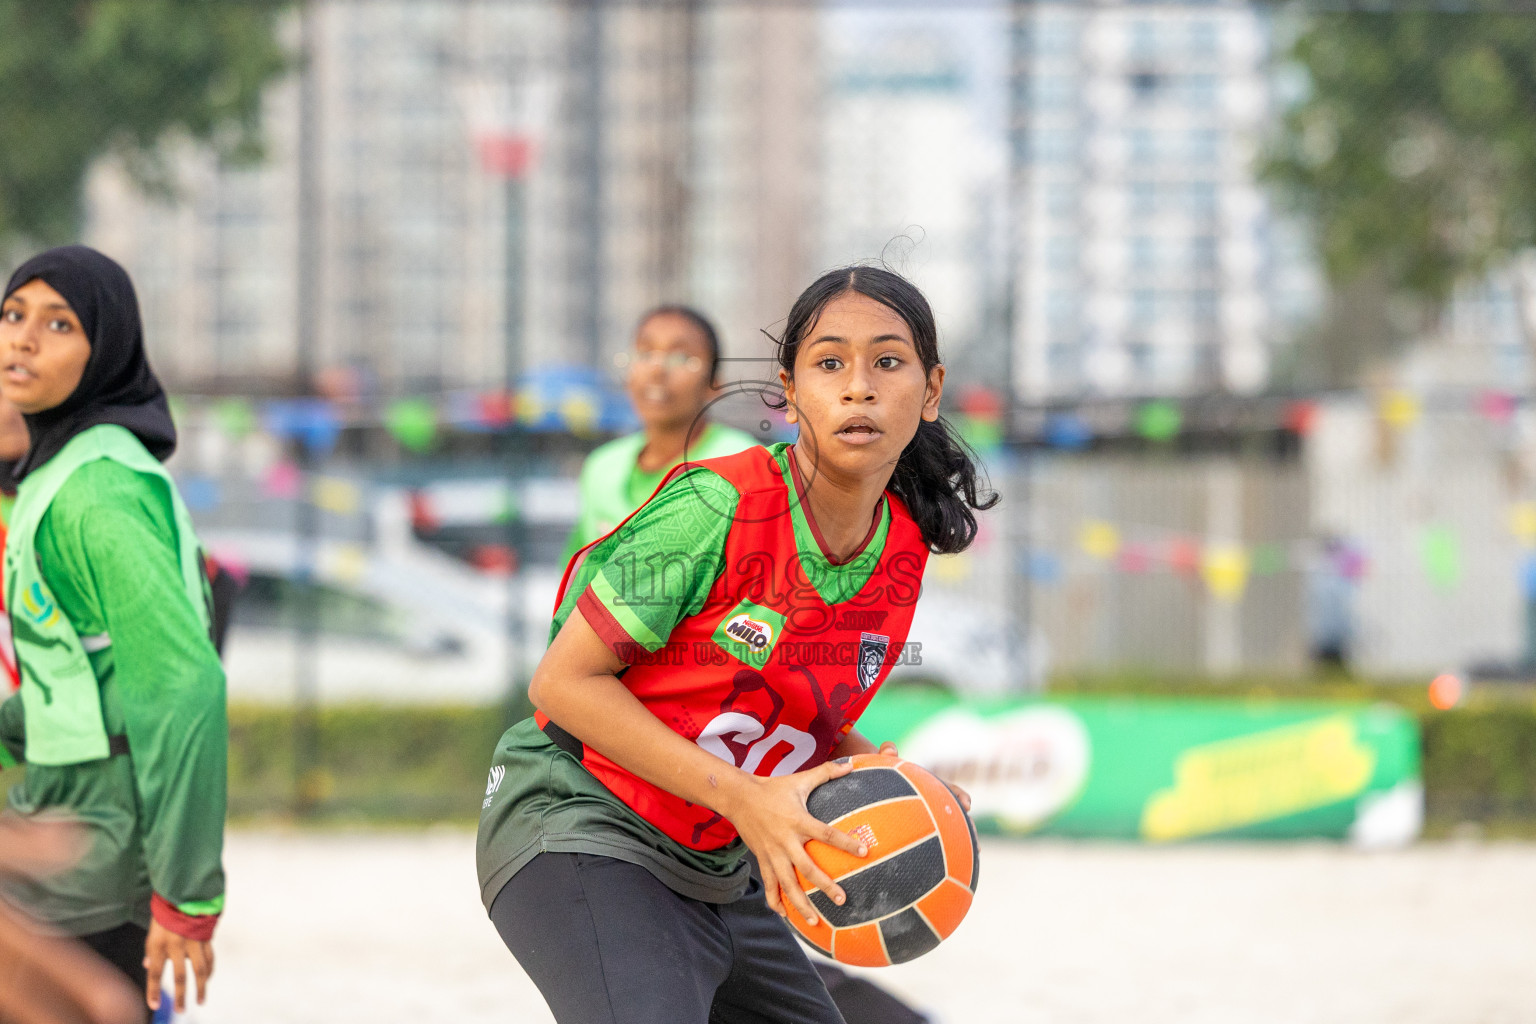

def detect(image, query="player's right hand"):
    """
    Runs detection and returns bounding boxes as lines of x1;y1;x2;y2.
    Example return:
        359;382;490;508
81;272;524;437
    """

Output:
144;922;214;1014
724;759;869;926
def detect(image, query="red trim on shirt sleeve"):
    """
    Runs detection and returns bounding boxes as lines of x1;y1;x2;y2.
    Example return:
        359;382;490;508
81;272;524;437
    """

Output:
150;893;219;942
576;588;639;664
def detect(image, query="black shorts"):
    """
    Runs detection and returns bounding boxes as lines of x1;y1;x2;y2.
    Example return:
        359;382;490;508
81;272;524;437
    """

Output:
490;851;845;1024
79;922;151;1024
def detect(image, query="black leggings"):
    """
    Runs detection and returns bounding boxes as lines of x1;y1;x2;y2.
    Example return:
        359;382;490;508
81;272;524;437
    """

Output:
812;962;929;1024
79;922;151;1024
491;852;845;1024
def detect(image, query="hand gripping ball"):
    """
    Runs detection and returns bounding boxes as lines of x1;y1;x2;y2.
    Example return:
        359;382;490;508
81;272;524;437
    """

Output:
786;754;979;966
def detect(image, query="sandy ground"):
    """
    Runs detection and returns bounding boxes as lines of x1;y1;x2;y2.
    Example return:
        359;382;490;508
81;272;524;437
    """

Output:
179;830;1535;1024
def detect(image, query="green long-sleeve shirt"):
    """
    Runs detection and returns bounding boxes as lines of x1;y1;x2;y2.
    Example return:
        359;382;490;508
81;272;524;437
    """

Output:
0;459;227;935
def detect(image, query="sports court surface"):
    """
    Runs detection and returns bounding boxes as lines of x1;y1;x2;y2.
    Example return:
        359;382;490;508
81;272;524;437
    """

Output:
195;831;1533;1023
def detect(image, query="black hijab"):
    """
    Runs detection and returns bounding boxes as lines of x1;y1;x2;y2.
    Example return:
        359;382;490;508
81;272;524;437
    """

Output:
2;245;175;480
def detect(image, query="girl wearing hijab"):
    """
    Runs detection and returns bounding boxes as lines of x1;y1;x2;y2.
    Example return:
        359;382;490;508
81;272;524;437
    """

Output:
0;246;226;1019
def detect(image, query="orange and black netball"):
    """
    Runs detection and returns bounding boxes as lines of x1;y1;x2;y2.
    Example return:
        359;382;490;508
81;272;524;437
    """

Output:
787;753;980;967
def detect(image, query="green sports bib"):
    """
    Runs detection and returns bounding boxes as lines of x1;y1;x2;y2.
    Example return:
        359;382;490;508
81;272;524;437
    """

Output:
4;424;210;766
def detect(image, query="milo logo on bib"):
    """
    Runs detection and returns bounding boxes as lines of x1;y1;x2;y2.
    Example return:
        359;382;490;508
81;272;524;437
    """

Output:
713;600;786;670
726;614;772;649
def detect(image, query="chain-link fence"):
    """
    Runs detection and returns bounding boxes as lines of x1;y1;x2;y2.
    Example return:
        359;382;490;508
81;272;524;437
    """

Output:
1;1;1530;705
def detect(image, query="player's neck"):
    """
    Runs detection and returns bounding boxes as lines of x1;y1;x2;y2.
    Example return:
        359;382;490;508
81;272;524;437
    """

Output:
789;446;887;564
637;418;707;474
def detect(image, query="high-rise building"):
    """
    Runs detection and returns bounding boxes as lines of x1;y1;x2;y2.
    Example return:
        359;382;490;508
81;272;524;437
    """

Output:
82;1;820;394
817;10;1008;385
1007;1;1320;400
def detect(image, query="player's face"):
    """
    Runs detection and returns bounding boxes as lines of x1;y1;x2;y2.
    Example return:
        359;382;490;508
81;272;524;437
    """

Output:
625;312;714;432
781;291;943;485
0;279;92;415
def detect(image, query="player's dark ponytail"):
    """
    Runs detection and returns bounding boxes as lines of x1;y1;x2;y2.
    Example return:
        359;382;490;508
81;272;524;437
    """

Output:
772;266;999;555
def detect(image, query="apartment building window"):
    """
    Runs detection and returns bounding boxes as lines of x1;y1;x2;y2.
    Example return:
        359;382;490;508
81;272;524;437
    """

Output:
1047;342;1081;383
1026;74;1076;111
1046;236;1079;272
1037;17;1078;56
1130;288;1157;323
1190;236;1218;272
1129;236;1156;273
1046;289;1077;327
1187;130;1221;164
1127;341;1154;377
1192;288;1220;324
1026;130;1076;165
1186;181;1218;218
1129;181;1157;218
1128;20;1158;61
1128;129;1157;164
1129;71;1161;101
1189;20;1219;57
1184;73;1219;109
1045;182;1077;218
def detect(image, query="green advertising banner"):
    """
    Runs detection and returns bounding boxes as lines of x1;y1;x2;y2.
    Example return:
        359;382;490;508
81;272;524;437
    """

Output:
858;690;1423;845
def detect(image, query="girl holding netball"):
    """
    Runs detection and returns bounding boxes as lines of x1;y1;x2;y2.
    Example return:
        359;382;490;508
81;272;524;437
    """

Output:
0;247;226;1020
477;266;993;1023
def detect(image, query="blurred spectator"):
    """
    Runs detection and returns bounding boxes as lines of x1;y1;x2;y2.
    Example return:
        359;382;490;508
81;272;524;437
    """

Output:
564;307;755;559
1308;536;1356;669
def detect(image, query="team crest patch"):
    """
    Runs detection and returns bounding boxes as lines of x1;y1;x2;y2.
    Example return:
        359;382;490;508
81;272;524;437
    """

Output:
712;600;787;670
22;581;61;629
857;632;890;690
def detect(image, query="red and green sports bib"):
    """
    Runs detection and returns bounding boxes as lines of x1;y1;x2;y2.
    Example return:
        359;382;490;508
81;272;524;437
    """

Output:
540;445;929;850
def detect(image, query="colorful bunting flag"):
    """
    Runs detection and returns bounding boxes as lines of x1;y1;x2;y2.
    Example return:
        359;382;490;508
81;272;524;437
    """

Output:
1510;502;1536;549
212;398;256;439
179;476;221;512
262;460;302;500
955;415;1004;452
1044;413;1093;450
1201;544;1250;602
1249;543;1287;577
313;476;362;515
324;545;368;585
559;394;599;435
932;553;974;584
1477;389;1517;424
1134;400;1182;442
1282;400;1319;436
1078;521;1121;560
386;398;438;453
1116;543;1152;574
264;399;341;454
1419;525;1461;592
1521;554;1536;602
1379;391;1420;432
477;391;514;429
1167;537;1202;577
1023;551;1062;584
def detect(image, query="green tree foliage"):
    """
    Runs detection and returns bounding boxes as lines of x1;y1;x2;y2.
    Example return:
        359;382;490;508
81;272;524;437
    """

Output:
1263;9;1536;335
0;0;289;246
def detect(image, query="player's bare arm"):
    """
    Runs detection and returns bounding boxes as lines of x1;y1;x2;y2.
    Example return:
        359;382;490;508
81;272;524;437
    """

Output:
529;605;870;924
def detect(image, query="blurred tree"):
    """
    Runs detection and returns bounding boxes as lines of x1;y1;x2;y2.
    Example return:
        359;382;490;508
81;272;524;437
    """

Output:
1263;8;1536;380
0;0;289;246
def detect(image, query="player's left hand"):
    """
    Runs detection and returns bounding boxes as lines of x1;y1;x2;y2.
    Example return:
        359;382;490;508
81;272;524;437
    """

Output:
878;741;972;813
144;921;214;1013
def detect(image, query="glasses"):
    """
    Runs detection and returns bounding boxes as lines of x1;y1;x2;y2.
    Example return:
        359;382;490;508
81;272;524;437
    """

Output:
614;350;705;374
